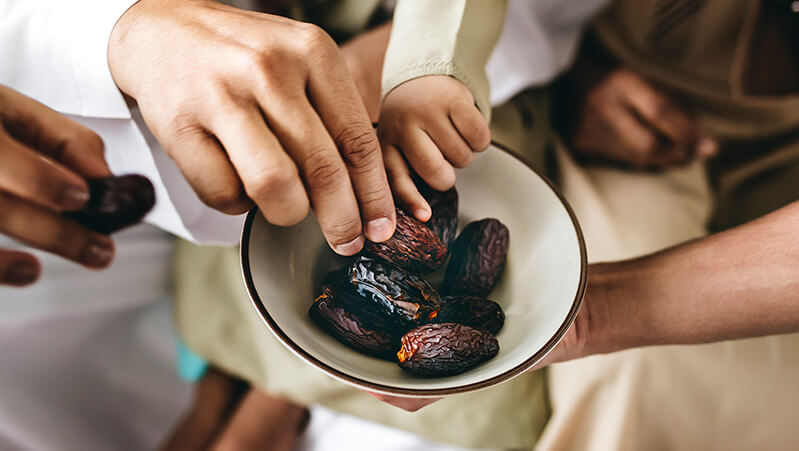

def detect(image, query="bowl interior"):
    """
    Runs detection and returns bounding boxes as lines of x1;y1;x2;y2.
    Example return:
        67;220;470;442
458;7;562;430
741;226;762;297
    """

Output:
242;144;585;396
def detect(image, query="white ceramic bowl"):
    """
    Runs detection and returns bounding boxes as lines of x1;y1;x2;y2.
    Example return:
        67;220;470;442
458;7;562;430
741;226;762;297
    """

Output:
241;143;586;397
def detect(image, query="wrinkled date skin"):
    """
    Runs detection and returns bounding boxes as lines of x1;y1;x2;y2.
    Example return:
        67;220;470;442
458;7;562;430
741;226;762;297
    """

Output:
364;208;447;273
328;257;441;329
309;286;399;359
417;181;459;248
397;323;499;377
65;174;156;234
443;218;509;297
434;295;505;335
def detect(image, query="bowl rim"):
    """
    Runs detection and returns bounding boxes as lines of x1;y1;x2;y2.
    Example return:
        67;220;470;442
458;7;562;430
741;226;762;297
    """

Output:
240;141;588;397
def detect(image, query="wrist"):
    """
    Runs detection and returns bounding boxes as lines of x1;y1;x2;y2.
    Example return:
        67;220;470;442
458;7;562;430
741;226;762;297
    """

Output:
579;261;649;357
108;0;143;96
108;0;180;96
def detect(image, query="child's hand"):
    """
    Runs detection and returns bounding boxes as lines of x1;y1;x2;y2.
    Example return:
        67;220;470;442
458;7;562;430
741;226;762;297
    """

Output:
378;75;490;221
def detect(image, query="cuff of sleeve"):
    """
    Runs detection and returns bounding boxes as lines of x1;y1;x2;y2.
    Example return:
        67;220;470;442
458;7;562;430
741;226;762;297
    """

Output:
381;60;492;122
66;0;137;119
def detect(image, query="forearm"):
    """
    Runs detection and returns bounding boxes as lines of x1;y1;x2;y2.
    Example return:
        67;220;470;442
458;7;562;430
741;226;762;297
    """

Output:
589;201;799;354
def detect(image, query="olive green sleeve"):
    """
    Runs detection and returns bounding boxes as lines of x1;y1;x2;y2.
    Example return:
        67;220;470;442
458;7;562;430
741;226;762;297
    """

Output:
381;0;508;122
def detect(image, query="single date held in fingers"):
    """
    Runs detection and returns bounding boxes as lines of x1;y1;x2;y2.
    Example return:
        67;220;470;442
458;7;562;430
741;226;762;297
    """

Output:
65;174;155;235
364;208;447;273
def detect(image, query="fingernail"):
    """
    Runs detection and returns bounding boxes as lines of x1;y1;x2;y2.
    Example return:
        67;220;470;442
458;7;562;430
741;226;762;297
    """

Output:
414;208;431;222
365;217;394;242
333;235;364;256
81;237;114;268
60;186;90;211
695;137;718;158
5;261;39;285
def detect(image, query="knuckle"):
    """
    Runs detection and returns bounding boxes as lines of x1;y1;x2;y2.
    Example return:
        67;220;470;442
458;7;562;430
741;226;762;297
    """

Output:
296;22;331;52
200;184;249;213
426;164;455;190
325;216;362;245
307;155;347;192
244;163;299;200
79;129;105;154
645;97;668;120
336;127;380;169
166;110;202;141
357;184;393;211
639;134;658;154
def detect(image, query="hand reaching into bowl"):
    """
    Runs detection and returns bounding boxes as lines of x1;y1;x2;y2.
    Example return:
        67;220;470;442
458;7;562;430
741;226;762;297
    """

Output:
108;0;396;255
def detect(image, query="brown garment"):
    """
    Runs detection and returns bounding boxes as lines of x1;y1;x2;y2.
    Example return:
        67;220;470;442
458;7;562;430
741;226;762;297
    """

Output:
594;0;799;229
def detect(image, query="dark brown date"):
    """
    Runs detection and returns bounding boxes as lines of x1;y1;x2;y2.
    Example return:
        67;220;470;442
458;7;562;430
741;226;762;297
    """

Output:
65;175;155;234
443;219;509;297
329;257;441;329
309;286;399;358
364;208;447;273
434;295;505;335
397;323;499;377
417;182;459;248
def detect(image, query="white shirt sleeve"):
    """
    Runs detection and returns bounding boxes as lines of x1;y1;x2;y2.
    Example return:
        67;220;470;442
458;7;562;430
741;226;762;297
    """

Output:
487;0;612;106
0;0;243;246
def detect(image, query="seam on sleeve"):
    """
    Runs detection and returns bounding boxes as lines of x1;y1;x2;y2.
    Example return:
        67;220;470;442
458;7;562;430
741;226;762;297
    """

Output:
381;60;491;122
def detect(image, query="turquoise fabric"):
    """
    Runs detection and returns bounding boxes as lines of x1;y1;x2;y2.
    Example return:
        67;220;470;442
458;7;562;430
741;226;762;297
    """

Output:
176;338;208;382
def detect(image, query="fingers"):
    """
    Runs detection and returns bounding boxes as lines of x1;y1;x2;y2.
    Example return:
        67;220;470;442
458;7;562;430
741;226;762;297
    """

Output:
0;86;110;178
449;99;491;152
602;108;661;168
383;144;430;221
0;250;40;286
399;128;456;192
619;72;717;162
0;135;90;211
209;104;310;228
306;39;397;243
0;191;115;269
164;126;252;215
427;115;475;169
255;95;368;254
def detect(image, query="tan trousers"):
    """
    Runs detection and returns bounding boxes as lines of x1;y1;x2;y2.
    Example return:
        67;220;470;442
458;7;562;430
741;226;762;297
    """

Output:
534;144;799;450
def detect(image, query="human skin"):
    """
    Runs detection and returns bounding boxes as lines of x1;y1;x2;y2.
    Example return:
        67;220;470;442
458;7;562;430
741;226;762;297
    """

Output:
379;76;491;221
555;66;718;169
374;200;799;411
0;85;114;286
108;0;397;255
161;24;395;450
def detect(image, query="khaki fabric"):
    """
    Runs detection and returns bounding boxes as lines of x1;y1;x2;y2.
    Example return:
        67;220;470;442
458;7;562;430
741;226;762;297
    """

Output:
173;90;552;450
534;1;799;449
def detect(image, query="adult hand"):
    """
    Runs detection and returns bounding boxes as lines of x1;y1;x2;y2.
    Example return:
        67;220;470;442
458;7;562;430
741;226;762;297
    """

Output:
366;267;605;412
560;68;718;169
0;86;114;286
109;0;396;255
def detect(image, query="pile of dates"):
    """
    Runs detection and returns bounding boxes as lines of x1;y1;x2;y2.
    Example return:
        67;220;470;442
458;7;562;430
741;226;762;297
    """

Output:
310;184;510;377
